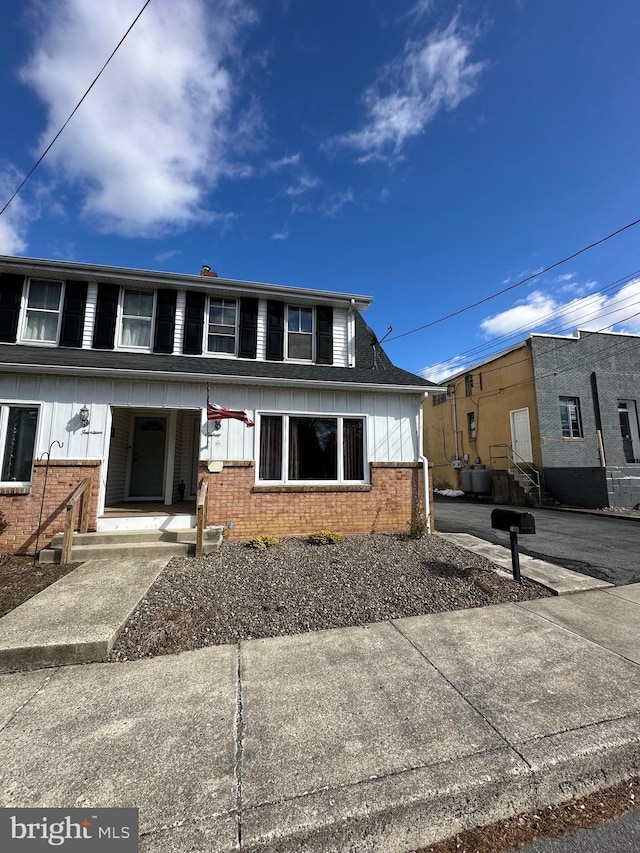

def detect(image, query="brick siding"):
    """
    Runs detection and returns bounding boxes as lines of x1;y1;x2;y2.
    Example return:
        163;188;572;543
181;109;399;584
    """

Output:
0;460;101;555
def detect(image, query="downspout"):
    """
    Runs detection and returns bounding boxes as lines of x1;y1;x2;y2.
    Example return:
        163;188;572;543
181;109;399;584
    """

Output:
590;371;606;466
419;392;432;534
348;298;356;367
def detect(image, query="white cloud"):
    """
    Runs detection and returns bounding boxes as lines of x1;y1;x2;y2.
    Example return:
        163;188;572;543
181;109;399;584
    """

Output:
334;16;484;160
0;165;32;254
481;280;640;338
419;354;467;383
320;189;354;217
285;174;320;196
268;153;301;170
20;0;259;237
271;230;289;240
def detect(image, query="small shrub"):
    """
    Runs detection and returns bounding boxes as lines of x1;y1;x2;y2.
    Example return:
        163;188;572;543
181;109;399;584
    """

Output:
307;530;344;545
407;501;427;539
245;535;280;550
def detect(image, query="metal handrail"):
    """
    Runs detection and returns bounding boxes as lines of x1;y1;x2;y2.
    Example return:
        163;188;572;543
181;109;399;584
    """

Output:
489;444;541;507
195;478;208;558
60;478;92;563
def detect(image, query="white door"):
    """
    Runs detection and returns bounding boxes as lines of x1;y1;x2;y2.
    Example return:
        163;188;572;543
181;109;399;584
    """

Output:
618;400;640;463
128;415;167;499
510;407;533;463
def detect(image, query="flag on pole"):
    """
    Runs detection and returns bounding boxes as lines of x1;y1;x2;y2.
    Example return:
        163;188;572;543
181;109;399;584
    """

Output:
207;403;255;427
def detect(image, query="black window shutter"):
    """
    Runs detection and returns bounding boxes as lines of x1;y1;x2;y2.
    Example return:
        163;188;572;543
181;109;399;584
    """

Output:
60;281;87;348
92;283;119;349
266;300;284;361
183;291;205;355
238;297;258;359
0;274;24;343
316;305;333;364
153;289;177;353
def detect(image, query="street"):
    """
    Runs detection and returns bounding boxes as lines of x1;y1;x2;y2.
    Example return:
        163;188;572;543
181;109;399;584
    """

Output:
433;499;640;586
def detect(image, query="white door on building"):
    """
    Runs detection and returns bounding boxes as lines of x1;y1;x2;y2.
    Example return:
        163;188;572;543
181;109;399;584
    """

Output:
510;407;533;463
618;400;640;463
128;414;167;499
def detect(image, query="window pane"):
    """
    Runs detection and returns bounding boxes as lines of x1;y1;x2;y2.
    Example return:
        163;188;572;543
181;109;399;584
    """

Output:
300;309;312;333
289;417;337;480
123;291;153;317
288;332;312;359
121;317;151;347
343;418;364;480
259;416;283;479
24;312;59;342
208;334;235;353
28;281;61;310
2;407;38;482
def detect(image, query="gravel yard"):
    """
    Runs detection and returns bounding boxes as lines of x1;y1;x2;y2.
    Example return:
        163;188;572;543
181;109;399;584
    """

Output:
109;533;550;661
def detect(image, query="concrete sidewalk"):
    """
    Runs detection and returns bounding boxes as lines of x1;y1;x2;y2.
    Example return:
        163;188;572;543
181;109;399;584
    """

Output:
1;583;640;852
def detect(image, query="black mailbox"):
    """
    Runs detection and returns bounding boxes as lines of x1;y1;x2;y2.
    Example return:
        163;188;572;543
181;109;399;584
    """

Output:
491;508;535;535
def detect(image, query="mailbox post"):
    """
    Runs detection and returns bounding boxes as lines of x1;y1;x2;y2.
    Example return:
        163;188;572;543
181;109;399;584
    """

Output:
490;509;536;582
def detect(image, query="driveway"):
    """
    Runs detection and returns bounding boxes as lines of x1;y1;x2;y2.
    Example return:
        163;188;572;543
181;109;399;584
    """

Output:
433;499;640;586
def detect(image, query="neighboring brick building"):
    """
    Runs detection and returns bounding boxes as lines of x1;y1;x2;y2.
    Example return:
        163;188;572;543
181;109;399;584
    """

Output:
424;330;640;509
0;255;437;554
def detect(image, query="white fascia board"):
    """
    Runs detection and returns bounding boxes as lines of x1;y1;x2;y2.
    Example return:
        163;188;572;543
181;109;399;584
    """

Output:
0;255;372;310
0;360;431;395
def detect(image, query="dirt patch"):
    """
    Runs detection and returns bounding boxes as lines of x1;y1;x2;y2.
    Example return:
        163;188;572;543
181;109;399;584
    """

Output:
417;775;640;852
109;533;551;661
0;554;80;618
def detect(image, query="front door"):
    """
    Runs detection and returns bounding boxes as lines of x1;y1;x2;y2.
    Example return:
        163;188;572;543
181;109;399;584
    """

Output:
128;415;167;498
510;407;533;463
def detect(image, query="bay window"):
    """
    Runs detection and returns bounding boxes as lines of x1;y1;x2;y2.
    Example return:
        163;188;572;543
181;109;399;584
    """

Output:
1;405;39;485
258;414;365;483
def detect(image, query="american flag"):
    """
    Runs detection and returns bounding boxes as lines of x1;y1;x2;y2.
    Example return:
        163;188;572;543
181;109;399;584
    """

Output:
207;403;255;427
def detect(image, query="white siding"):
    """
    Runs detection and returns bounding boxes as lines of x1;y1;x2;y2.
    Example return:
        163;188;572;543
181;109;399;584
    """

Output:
332;307;349;367
83;282;98;349
105;408;130;504
174;289;186;353
256;298;267;360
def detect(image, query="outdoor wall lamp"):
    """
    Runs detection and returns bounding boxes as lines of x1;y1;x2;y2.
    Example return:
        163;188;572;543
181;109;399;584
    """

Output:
79;405;90;428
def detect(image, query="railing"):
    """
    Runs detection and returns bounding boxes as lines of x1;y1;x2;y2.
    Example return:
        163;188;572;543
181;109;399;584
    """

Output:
489;444;542;507
60;478;92;564
195;478;208;558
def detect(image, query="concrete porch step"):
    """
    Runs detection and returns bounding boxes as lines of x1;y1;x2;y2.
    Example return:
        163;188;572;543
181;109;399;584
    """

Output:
39;526;223;563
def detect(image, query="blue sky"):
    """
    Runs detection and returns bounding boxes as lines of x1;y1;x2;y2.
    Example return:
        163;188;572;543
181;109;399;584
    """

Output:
1;0;640;379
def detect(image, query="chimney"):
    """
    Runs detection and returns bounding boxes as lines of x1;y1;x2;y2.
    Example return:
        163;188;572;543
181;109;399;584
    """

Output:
200;264;218;278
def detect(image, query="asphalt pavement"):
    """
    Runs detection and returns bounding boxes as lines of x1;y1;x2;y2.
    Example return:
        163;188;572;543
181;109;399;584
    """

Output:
517;808;640;852
433;499;640;585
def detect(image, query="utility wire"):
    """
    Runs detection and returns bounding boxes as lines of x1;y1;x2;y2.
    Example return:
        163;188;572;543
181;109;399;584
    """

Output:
387;217;640;343
0;0;153;219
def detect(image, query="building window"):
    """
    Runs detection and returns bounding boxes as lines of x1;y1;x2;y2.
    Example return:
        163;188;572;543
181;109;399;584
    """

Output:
467;411;476;441
465;374;473;396
120;290;154;348
287;307;313;360
208;298;237;354
22;280;63;343
1;405;38;485
560;396;583;438
432;393;447;406
258;414;365;483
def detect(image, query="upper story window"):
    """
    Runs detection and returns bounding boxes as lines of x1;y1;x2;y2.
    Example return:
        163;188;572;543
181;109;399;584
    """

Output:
21;280;63;344
1;404;39;485
287;306;313;360
120;290;154;348
560;396;583;438
208;298;237;354
465;374;474;396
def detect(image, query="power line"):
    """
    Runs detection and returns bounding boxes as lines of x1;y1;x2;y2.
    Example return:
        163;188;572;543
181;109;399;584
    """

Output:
0;0;153;219
387;217;640;343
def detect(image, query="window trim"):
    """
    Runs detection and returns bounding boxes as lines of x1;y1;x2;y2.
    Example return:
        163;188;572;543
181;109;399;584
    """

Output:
256;411;368;485
285;305;315;362
206;296;239;357
559;395;583;439
19;279;65;346
0;402;40;487
117;288;156;351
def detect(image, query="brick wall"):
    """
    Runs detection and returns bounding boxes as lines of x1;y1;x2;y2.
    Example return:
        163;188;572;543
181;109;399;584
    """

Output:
201;461;426;539
0;460;101;554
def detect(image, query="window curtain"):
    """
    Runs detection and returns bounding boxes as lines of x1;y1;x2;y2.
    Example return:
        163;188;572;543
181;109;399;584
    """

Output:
24;312;58;341
259;416;283;480
121;318;151;347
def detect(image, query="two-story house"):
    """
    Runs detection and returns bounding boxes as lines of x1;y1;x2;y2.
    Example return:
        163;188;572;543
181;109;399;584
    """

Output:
0;255;438;555
424;330;640;509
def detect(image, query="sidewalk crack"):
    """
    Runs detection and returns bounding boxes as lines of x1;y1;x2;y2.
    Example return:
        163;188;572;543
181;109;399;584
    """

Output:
0;667;62;734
